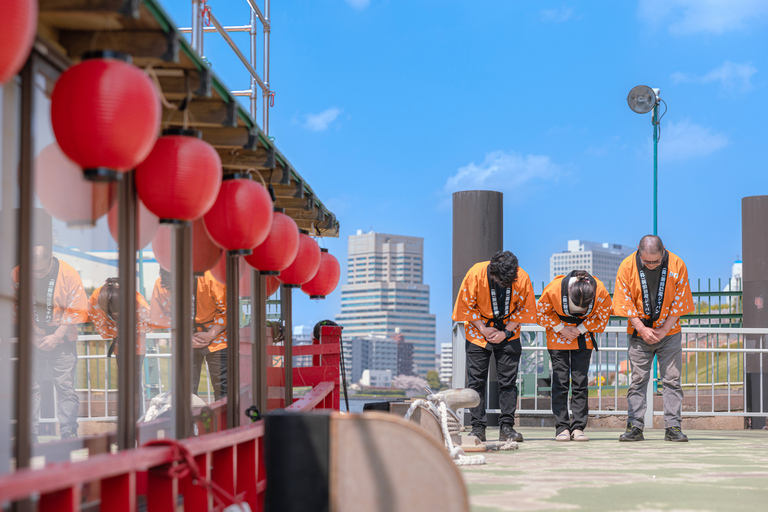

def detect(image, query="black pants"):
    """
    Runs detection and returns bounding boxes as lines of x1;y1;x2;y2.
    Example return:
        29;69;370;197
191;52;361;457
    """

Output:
192;347;228;401
549;348;592;435
466;339;521;428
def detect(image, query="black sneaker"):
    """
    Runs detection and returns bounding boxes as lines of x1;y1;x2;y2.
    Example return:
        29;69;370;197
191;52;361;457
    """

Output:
618;423;644;442
664;426;689;442
499;424;523;443
60;431;78;440
469;426;486;442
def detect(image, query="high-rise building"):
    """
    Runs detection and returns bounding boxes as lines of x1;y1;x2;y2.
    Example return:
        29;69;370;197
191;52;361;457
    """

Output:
438;343;453;386
343;334;398;384
335;231;436;377
549;240;634;289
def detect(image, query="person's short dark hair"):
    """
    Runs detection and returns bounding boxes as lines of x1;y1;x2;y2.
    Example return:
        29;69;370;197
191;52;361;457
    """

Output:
569;270;595;308
159;268;172;290
489;251;519;287
638;235;664;255
98;277;120;321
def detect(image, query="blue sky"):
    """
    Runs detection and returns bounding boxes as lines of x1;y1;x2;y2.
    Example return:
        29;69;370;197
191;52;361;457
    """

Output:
159;0;768;348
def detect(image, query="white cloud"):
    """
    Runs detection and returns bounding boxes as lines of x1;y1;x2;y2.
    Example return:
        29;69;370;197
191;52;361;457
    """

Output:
303;108;343;132
443;150;565;194
659;120;728;161
671;61;757;92
345;0;370;9
639;0;768;35
540;7;574;23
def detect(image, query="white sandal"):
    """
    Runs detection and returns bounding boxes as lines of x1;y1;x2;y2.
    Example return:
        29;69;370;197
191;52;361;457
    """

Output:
571;429;589;442
556;429;571;442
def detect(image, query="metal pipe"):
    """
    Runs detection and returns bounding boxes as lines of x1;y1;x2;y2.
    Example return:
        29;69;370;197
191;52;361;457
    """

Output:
172;222;193;439
15;58;36;482
190;0;203;54
208;10;267;93
180;25;252;33
232;91;252;97
250;6;258;119
246;0;270;29
226;253;240;428
252;272;267;413
282;285;293;406
262;0;271;134
116;172;138;450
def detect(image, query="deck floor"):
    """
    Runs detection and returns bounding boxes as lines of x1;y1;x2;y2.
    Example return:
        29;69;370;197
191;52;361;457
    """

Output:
460;427;768;512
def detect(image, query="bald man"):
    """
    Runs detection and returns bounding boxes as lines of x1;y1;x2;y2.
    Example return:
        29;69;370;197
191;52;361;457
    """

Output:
612;235;694;442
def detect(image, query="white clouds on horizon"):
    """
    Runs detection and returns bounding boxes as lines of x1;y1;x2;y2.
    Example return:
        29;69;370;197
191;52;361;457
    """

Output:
659;120;728;161
345;0;370;10
443;150;565;195
540;7;574;23
303;107;343;132
639;0;768;35
671;61;757;93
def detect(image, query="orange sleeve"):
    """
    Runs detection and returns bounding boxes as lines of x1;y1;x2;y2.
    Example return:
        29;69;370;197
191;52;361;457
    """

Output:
582;282;612;334
669;259;695;317
510;270;537;324
612;257;640;318
452;266;481;323
60;264;89;324
536;281;562;330
210;277;227;329
150;279;171;329
136;292;152;334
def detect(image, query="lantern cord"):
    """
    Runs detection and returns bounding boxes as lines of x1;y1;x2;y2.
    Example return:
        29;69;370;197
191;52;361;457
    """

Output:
250;169;267;189
145;65;180;111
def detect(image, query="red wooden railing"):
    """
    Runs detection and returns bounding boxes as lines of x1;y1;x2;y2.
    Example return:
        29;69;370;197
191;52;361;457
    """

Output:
0;422;267;512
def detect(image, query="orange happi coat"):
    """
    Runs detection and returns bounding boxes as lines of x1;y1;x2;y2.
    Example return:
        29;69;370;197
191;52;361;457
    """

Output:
452;261;537;349
13;258;89;339
612;250;695;336
536;275;612;350
87;287;151;355
149;271;228;352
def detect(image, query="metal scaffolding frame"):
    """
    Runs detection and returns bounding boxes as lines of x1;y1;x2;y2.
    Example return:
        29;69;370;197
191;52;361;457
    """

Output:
182;0;271;133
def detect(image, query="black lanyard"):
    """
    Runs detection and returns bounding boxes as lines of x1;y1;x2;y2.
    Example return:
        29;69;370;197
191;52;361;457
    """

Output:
636;251;668;323
33;257;60;335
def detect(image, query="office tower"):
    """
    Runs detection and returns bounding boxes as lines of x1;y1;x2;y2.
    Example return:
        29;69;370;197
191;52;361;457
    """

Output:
438;343;453;386
550;240;634;290
335;231;436;377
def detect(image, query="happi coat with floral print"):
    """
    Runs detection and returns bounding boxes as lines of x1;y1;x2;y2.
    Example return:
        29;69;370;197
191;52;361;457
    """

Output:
536;275;612;350
88;287;151;355
452;261;537;349
612;250;694;336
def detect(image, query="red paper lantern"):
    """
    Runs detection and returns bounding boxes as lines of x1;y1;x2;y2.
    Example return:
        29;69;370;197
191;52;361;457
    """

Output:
108;198;159;250
278;232;321;287
0;0;37;84
203;175;273;254
152;219;222;274
51;51;161;181
301;249;340;299
265;275;280;298
245;209;299;275
135;129;222;222
35;142;115;227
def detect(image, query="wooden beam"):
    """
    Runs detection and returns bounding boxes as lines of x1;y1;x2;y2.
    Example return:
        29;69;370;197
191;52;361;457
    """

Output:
271;183;304;199
156;69;212;99
58;30;179;63
274;197;313;210
40;0;140;17
199;126;253;148
216;148;275;170
163;100;238;128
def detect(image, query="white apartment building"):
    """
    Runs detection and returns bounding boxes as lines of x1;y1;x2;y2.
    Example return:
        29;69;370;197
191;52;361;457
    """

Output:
438;343;452;386
360;369;392;388
550;240;634;290
335;231;436;377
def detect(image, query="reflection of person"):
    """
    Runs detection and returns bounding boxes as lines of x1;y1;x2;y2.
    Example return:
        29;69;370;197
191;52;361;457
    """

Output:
452;251;536;443
88;278;151;418
151;268;228;400
13;218;88;440
537;271;612;442
613;235;695;443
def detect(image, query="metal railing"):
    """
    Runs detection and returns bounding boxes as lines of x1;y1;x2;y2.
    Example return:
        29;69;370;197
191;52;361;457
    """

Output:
37;334;215;426
452;323;768;425
180;0;271;133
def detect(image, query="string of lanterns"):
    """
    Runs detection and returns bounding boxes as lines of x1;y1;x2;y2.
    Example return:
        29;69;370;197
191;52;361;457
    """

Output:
27;32;339;299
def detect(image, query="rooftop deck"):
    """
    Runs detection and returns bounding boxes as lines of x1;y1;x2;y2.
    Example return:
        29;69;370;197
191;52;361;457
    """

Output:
460;427;768;512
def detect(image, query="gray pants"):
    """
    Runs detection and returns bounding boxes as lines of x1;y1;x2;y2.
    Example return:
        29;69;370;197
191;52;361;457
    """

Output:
32;343;80;437
627;332;683;429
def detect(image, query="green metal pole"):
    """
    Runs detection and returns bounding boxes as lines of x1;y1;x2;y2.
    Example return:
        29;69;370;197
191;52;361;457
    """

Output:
652;104;659;394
